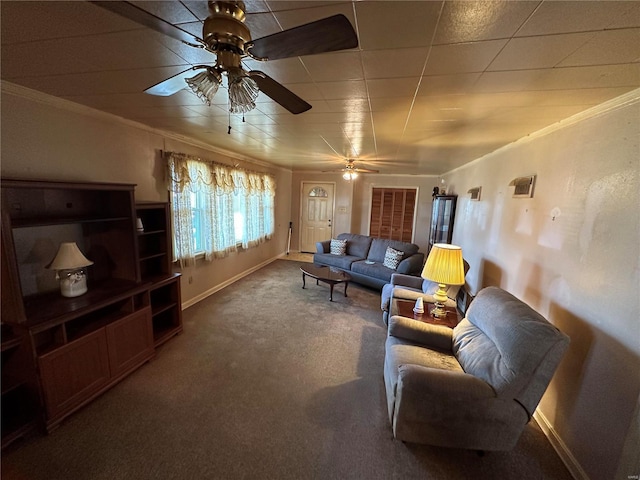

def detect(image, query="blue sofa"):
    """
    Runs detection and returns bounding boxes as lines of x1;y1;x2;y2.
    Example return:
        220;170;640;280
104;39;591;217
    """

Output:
313;233;424;290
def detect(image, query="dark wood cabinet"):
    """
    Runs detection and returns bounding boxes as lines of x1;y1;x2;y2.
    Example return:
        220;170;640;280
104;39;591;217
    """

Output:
428;195;457;253
0;180;180;441
136;202;183;347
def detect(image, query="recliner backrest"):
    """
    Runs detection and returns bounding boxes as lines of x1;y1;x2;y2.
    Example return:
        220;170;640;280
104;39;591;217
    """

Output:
452;287;569;417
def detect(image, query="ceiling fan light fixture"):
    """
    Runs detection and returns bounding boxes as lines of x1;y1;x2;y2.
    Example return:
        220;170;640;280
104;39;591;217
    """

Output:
343;171;358;181
185;68;222;106
228;70;259;114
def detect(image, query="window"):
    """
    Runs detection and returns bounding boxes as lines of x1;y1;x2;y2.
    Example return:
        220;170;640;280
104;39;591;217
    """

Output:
166;152;275;266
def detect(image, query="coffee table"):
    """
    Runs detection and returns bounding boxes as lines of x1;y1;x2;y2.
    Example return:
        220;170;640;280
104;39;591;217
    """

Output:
300;264;351;302
393;299;461;328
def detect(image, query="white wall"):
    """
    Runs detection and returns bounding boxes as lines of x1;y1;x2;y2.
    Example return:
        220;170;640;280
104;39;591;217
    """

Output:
0;84;292;308
443;91;640;480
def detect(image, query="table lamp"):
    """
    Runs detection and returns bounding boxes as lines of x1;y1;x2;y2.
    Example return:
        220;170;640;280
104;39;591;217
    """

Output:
47;242;93;297
421;243;465;319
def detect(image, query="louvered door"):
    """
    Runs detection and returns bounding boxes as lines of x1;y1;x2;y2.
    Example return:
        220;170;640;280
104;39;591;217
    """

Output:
369;188;416;242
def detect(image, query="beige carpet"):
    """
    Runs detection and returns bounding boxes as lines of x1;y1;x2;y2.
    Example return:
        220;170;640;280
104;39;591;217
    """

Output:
1;260;572;480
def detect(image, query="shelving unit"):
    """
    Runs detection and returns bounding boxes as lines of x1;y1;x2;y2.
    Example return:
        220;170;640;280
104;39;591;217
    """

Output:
1;324;39;449
0;180;163;436
136;202;183;347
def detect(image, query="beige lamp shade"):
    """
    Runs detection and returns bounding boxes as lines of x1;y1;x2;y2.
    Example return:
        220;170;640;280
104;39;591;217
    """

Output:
47;242;93;270
422;244;465;286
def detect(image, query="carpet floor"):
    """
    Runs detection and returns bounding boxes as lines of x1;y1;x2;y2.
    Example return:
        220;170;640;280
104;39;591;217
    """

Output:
1;260;573;479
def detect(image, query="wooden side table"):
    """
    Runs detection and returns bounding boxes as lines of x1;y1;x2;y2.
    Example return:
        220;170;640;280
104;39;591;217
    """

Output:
393;299;461;328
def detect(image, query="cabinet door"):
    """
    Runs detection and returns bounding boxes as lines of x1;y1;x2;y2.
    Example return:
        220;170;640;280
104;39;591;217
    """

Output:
39;329;110;420
106;308;154;379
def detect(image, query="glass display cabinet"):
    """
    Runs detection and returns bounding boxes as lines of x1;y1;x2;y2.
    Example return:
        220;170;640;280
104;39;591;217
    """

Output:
428;195;457;253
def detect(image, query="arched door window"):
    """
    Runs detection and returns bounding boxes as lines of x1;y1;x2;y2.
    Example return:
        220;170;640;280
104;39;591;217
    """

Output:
308;186;328;198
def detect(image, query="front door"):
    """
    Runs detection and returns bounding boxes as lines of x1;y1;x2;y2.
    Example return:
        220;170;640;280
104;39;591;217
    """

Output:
300;182;335;253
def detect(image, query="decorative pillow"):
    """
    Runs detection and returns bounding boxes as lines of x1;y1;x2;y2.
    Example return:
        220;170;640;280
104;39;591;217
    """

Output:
383;246;404;269
330;238;347;256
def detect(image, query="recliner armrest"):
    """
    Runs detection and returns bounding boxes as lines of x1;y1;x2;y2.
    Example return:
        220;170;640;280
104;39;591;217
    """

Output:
390;273;423;289
397;364;495;401
316;240;330;254
388;315;453;352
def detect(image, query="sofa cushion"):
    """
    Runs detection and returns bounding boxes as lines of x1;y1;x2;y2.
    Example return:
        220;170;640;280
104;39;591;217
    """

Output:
330;238;347;255
368;238;419;263
336;233;373;258
312;253;362;270
383;247;404;269
351;260;395;283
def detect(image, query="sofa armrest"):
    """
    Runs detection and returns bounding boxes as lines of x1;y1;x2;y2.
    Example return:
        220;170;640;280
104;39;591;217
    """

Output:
388;315;453;352
390;273;423;289
396;253;424;275
316;240;330;254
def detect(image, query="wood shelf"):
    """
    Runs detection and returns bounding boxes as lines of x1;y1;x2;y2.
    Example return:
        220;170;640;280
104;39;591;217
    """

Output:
136;203;183;348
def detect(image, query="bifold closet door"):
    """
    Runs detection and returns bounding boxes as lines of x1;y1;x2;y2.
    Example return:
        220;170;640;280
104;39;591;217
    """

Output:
369;188;416;243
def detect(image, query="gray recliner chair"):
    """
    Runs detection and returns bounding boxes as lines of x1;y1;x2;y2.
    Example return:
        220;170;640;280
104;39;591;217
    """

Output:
384;286;570;451
381;260;470;325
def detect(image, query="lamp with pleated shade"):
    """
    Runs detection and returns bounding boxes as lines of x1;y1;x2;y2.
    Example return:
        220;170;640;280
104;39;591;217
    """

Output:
47;242;93;297
421;243;465;319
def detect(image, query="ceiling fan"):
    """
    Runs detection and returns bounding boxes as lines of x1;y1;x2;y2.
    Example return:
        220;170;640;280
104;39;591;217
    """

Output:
324;160;380;181
92;1;358;115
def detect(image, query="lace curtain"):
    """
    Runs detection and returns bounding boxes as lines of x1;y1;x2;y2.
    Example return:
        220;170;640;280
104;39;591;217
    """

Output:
166;151;275;266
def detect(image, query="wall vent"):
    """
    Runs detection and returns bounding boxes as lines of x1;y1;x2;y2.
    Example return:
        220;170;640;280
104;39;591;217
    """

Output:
509;175;536;198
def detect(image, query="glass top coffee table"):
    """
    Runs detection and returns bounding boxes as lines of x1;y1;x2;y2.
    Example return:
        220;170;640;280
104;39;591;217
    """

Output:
300;264;352;302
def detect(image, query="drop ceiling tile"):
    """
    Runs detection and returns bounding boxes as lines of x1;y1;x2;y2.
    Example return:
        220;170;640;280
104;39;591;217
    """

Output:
325;98;371;113
1;1;141;44
317;80;368;100
558;28;640;67
435;1;538;44
516;1;637;36
472;69;547;93
131;105;209;119
425;39;508;75
417;73;482;95
536;64;640;90
367;77;421;98
302;51;364;82
488;33;595;71
129;1;201;24
361;47;429;79
355;1;442;50
608;4;640;28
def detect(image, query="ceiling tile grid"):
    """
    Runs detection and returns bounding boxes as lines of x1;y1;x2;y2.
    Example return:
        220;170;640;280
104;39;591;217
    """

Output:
1;0;639;174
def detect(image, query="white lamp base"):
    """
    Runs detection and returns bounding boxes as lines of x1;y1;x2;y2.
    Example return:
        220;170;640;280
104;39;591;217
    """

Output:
59;269;88;297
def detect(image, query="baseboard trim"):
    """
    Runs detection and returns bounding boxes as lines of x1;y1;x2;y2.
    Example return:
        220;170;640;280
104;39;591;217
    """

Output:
533;410;589;480
181;254;281;310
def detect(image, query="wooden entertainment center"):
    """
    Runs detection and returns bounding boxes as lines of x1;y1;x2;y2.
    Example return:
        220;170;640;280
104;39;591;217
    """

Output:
1;179;182;447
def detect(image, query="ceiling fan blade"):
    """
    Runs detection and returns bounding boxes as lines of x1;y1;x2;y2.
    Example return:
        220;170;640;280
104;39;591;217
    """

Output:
247;15;358;61
91;1;205;47
145;67;205;96
355;168;380;173
248;71;311;114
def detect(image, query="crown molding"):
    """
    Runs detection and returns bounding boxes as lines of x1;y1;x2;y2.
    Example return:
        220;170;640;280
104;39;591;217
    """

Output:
445;87;640;176
0;80;291;174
